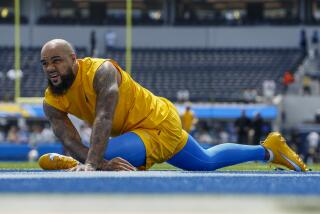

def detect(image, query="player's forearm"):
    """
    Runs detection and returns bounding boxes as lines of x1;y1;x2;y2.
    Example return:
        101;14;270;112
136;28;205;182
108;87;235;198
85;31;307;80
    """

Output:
44;102;91;164
61;128;111;169
63;139;89;163
53;124;88;163
87;61;119;169
86;117;112;168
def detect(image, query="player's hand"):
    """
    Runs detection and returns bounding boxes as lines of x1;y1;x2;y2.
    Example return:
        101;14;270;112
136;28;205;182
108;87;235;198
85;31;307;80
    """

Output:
67;163;96;172
100;157;137;171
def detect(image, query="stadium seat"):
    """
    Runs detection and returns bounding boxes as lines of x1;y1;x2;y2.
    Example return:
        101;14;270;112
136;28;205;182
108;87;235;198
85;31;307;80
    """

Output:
0;47;303;102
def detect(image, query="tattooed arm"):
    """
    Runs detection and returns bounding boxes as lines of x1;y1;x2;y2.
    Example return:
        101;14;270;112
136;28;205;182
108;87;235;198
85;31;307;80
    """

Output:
43;102;89;162
44;100;135;171
84;61;119;170
73;61;136;171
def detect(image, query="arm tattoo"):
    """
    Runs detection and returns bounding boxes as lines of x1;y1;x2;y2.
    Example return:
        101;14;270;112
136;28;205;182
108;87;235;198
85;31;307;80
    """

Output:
86;61;119;168
43;102;89;163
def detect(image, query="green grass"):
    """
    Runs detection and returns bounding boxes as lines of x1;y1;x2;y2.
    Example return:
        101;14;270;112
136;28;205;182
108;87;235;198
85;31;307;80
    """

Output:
151;162;320;171
0;162;319;171
0;162;40;169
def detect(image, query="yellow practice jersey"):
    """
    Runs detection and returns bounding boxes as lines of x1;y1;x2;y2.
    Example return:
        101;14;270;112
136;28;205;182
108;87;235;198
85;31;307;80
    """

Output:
44;57;172;137
181;110;194;133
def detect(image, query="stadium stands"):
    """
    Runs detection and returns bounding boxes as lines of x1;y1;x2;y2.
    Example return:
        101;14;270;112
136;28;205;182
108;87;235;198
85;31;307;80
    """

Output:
0;47;303;102
107;48;304;102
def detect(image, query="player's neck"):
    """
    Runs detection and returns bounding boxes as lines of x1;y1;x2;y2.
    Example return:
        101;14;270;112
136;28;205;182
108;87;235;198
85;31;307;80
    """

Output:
73;60;79;76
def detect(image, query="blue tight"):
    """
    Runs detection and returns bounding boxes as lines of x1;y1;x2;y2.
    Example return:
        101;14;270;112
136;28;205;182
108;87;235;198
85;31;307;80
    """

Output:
167;134;266;170
104;132;146;167
105;132;266;170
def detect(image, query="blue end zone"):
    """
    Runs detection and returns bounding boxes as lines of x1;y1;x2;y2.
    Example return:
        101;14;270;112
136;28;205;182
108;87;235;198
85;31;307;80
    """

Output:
0;170;319;195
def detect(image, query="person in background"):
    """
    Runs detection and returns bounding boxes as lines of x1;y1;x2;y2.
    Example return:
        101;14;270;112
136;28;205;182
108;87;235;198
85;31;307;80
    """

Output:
105;30;117;52
262;79;276;103
312;30;319;44
29;125;44;147
306;131;319;164
6;126;20;143
310;30;319;58
181;106;197;134
282;71;294;94
234;110;251;144
300;29;307;55
302;75;312;95
18;124;30;144
90;30;97;57
311;30;319;56
41;124;56;143
252;112;265;145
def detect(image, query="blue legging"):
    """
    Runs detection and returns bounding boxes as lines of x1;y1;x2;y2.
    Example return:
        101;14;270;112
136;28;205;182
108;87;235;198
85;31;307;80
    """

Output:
104;132;266;170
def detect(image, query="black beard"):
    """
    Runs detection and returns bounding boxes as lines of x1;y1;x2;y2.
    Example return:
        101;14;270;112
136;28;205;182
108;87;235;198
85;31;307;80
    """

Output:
47;68;76;96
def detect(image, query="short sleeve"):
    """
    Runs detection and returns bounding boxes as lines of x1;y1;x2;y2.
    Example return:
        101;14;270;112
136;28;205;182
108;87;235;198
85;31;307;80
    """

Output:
44;88;67;112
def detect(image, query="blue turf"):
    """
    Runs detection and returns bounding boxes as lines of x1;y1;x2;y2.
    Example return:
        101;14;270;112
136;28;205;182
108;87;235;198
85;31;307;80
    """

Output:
0;170;319;195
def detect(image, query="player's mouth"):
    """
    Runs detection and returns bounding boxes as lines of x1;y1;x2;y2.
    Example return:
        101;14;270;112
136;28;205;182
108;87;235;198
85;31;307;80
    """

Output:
49;73;61;84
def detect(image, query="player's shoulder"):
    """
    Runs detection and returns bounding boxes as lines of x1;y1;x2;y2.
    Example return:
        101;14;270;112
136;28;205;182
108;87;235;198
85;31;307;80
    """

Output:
77;57;96;67
44;87;53;99
44;88;63;104
43;89;67;113
77;57;106;67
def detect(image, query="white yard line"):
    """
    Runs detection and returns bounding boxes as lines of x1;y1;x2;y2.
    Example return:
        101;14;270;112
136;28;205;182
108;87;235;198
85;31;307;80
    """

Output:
0;171;318;179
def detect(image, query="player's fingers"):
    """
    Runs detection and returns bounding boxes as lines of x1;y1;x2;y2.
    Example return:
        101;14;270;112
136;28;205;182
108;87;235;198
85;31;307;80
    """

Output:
114;157;136;168
117;162;136;171
109;161;135;171
66;166;77;172
114;160;136;171
115;165;132;171
125;163;137;171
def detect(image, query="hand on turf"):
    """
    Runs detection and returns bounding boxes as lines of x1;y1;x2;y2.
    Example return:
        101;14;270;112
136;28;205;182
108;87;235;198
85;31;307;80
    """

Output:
100;157;137;171
67;163;96;172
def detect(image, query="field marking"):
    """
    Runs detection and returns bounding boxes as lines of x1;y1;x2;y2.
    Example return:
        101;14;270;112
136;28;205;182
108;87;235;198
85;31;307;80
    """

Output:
0;171;318;179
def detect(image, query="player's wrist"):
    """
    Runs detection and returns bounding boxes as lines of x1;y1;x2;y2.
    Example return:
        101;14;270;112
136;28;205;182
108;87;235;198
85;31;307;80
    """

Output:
84;161;98;170
97;160;109;170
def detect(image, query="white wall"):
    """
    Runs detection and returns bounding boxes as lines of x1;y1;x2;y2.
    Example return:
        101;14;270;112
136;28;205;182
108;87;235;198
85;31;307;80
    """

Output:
1;25;316;54
283;95;320;127
207;27;302;48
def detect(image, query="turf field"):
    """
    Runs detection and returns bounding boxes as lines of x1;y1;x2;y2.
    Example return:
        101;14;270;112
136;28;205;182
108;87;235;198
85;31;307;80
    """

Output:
0;161;319;213
1;161;320;171
1;161;320;195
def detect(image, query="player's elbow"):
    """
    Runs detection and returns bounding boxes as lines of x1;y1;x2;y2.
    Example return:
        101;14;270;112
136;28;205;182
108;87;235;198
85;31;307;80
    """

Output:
108;85;119;97
95;111;113;126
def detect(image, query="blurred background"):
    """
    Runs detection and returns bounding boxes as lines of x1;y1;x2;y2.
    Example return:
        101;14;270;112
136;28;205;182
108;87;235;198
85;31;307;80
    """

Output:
0;0;320;165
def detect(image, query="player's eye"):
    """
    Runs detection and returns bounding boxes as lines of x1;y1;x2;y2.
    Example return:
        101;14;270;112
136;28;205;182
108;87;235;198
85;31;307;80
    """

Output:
53;59;62;64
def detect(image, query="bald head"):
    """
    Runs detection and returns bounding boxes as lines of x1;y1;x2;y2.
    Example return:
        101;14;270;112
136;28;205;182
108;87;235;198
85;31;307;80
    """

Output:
41;39;75;56
41;39;78;95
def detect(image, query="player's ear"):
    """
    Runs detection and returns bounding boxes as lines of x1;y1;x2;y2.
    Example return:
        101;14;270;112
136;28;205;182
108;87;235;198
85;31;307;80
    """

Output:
71;53;77;63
